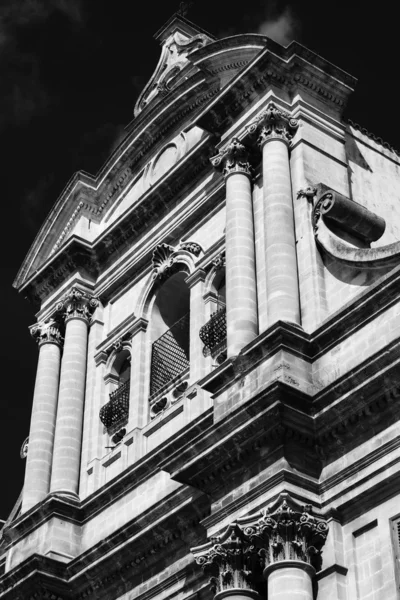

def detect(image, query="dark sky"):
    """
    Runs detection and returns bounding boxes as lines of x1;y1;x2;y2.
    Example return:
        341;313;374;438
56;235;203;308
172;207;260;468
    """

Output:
1;0;399;519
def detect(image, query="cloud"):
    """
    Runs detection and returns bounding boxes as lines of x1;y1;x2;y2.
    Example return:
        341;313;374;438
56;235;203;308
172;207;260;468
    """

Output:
258;6;300;46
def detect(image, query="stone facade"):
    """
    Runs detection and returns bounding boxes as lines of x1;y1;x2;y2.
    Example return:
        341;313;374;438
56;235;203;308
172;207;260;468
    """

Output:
1;13;400;600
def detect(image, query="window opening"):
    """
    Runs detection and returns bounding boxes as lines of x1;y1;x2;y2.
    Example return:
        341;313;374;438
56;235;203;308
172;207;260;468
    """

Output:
149;271;190;403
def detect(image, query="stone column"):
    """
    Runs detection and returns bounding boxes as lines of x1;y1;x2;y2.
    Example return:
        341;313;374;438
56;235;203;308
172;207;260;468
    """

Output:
193;494;328;600
50;288;98;499
248;103;300;326
22;320;63;513
211;139;258;358
192;524;262;600
241;493;328;600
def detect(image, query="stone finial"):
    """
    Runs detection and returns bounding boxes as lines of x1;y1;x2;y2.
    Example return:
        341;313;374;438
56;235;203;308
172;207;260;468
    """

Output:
241;493;328;572
30;318;63;347
247;102;299;147
57;288;98;324
192;524;262;595
211;138;253;179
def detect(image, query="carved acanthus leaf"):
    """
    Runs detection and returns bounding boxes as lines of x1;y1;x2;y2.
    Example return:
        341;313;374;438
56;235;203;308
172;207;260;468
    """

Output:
247;102;299;147
57;288;98;323
192;493;329;588
30;318;63;347
192;524;262;594
211;138;253;178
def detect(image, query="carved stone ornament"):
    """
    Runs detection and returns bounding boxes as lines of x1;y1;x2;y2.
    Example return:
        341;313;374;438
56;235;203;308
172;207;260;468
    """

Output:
20;436;29;459
212;251;226;270
56;288;99;324
297;186;317;201
152;243;177;280
211;138;253;178
180;241;202;256
192;524;263;594
240;493;329;572
247;103;299;147
191;493;328;592
30;318;63;347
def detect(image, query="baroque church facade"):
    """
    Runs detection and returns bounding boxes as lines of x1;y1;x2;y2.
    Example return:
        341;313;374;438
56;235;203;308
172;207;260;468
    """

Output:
1;13;400;600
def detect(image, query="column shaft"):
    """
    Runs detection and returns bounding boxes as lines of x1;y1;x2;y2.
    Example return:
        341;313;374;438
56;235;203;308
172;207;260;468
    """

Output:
266;564;314;600
225;172;258;356
50;317;88;497
22;342;61;512
262;139;300;325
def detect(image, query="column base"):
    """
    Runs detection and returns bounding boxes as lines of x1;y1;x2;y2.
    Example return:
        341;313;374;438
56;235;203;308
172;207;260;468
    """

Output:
215;589;261;600
48;490;80;503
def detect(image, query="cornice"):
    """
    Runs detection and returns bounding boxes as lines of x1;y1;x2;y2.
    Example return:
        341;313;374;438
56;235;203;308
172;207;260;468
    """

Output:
194;42;356;135
0;489;209;600
18;135;218;306
348;119;400;157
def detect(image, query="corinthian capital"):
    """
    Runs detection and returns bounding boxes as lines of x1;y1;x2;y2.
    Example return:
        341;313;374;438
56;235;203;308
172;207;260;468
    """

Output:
247;103;299;147
240;493;328;572
57;288;98;324
30;318;63;347
191;524;262;595
210;138;253;179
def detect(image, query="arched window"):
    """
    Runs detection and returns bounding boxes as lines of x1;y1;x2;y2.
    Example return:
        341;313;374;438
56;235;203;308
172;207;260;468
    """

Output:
149;271;190;402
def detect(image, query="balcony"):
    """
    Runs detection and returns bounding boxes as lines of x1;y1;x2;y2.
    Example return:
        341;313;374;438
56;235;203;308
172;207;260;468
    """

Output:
150;312;190;400
199;307;227;363
99;379;130;432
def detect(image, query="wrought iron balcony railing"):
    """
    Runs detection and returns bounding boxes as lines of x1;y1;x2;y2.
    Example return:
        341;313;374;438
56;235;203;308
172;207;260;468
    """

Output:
150;312;190;399
199;307;227;362
99;379;130;431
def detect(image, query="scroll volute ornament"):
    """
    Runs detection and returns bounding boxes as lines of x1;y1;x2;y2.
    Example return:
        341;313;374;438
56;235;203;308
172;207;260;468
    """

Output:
211;138;253;178
192;524;262;594
241;493;329;572
247;102;299;147
57;287;98;323
30;318;63;347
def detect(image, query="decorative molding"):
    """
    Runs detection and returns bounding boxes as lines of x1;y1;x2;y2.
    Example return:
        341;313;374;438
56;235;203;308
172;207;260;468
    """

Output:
30;318;63;347
247;102;299;147
211;138;253;178
151;243;176;280
180;241;202;256
192;494;328;593
50;201;85;256
212;251;226;270
193;523;262;594
239;493;328;572
56;288;98;324
348;119;400;156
